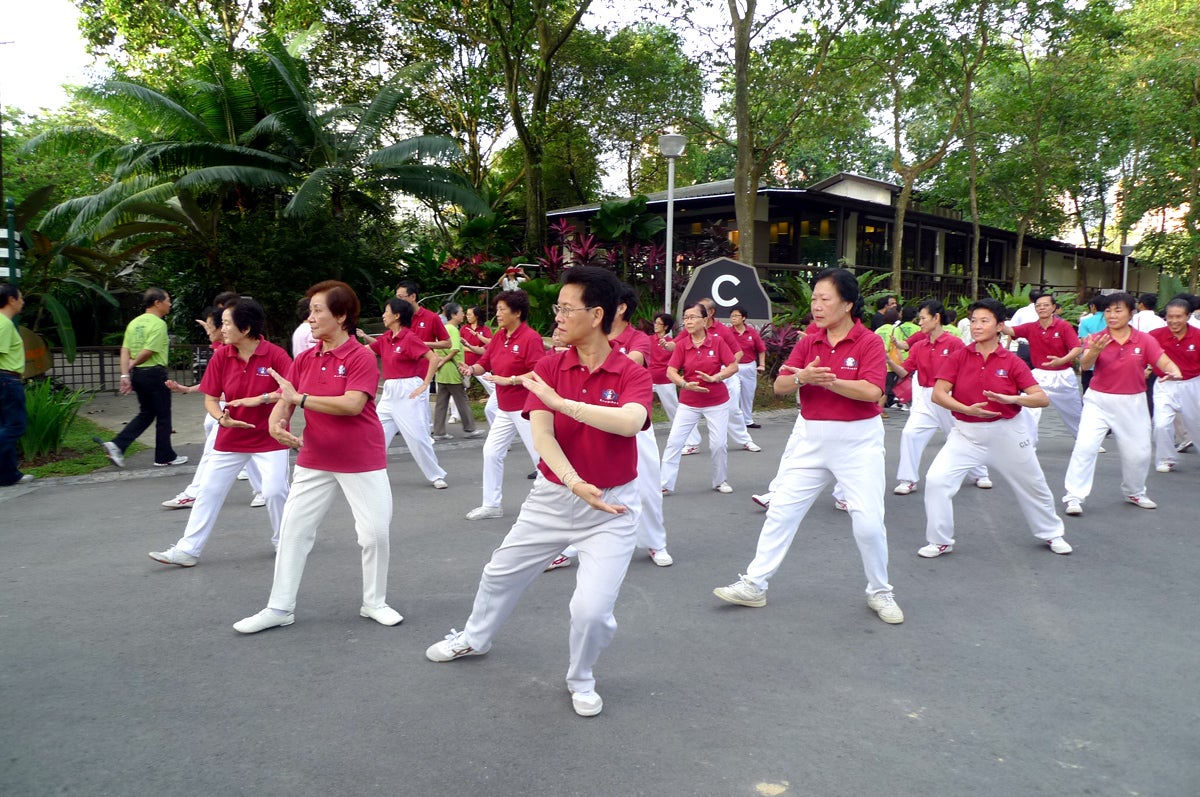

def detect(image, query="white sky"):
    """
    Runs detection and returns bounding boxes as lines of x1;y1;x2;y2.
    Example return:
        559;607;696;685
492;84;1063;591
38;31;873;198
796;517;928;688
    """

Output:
0;0;94;115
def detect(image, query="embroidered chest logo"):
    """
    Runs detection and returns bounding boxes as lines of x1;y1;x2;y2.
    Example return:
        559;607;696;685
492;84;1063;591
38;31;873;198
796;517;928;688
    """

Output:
512;344;520;353
394;345;404;353
336;364;347;378
418;321;427;329
1134;347;1142;355
601;388;619;404
256;366;270;376
708;350;715;356
939;348;951;356
995;368;1009;377
843;357;858;368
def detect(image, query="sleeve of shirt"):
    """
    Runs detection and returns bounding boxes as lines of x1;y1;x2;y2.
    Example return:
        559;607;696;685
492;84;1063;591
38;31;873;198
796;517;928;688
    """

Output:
198;352;223;397
623;361;654;430
783;338;811;370
368;336;383;356
344;348;380;399
1142;333;1165;363
1010;357;1039;391
270;343;294;375
1061;322;1080;349
1011;322;1036;340
122;319;145;352
857;332;888;391
629;331;652;363
477;335;497;372
752;330;766;355
934;348;966;385
522;355;558;415
522;329;547;368
404;333;430;361
716;339;736;366
431;315;449;341
667;343;685;372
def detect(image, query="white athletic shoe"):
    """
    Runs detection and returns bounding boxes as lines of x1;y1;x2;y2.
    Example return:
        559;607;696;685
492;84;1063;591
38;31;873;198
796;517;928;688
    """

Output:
834;499;849;512
544;554;573;571
1065;500;1083;516
715;482;733;494
975;477;994;489
1125;494;1157;509
867;592;904;624
918;543;952;558
893;481;916;495
1047;537;1073;554
682;445;700;456
250;492;266;507
648;548;674;567
426;628;490;662
432;478;449;489
162;493;196;509
1155;462;1175;473
571;690;603;717
743;442;762;452
713;576;766;607
465;505;503;520
751;493;772;509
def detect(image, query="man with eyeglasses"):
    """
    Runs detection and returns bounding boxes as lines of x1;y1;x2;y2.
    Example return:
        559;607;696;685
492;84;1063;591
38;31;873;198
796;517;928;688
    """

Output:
427;267;653;718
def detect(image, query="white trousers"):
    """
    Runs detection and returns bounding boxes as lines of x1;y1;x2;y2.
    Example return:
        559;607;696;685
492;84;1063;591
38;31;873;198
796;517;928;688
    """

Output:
176;448;290;556
744;417;891;596
661;403;729;490
924;416;1063;546
653;383;680;422
1064;390;1152;505
684;377;752;449
633;426;666;550
737;362;758;422
1023;368;1083;445
897;384;987;484
267;466;393;613
378;377;446;483
481;408;538;508
1153;377;1200;467
185;413;262;498
765;414;846;504
478;376;499;427
459;477;638;694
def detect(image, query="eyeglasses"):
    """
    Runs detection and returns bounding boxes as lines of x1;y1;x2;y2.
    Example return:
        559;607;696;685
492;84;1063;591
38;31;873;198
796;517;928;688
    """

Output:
682;314;704;321
553;304;594;317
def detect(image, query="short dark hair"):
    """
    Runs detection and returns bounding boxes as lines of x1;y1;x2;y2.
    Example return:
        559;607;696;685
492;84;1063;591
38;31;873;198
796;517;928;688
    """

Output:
918;299;950;326
1089;294;1110;312
307;280;360;331
396;280;420;299
1137;292;1158;312
900;306;918;324
143;287;168;308
466;305;485;325
227;298;266;338
1169;292;1199;313
202;306;222;329
213;291;240;309
730;304;748;317
495;289;529;321
1164;298;1192;316
682;301;708;319
1106;292;1137;314
295;297;311;322
654;312;676;333
815;268;865;320
875;295;893;311
967;297;1008;323
1028;289;1046;303
561;266;622;335
0;283;20;306
444;301;462;318
618;283;638;323
386;297;415;327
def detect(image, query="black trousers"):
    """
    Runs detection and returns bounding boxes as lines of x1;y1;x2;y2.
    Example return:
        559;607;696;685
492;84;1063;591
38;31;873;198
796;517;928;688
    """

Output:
114;366;176;463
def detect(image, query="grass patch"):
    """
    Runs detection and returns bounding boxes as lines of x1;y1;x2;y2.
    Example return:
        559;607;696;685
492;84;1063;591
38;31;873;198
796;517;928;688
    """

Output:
22;415;144;478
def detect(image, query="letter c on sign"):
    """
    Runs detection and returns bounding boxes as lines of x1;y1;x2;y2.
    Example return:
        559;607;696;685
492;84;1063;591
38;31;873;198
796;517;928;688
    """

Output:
712;275;741;307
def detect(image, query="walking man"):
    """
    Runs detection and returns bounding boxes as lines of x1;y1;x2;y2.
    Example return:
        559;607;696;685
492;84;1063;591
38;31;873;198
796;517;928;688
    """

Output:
0;284;32;486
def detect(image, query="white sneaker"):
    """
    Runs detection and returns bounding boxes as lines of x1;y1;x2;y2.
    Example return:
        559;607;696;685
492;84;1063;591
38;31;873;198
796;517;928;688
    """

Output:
682;445;700;456
162;493;196;509
1155;462;1175;473
834;499;849;512
432;478;449;489
917;543;952;558
713;576;766;607
465;505;503;520
1047;537;1073;555
648;548;674;567
715;482;733;493
1097;446;1106;454
1125;494;1157;509
751;493;772;509
233;608;294;634
97;439;124;468
359;604;403;626
148;546;198;567
544;554;573;571
154;456;188;467
426;628;490;661
893;481;916;495
975;477;994;489
571;690;604;717
1065;499;1083;516
743;442;762;452
1176;439;1194;453
867;592;904;624
237;470;250;480
250;492;266;507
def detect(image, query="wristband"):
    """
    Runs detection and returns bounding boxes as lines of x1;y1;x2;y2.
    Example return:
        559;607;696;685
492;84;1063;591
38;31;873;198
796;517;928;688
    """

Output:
262;393;270;404
121;374;130;379
300;393;308;408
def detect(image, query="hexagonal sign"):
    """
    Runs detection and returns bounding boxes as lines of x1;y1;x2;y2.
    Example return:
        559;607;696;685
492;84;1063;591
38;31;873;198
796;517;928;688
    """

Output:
677;257;772;323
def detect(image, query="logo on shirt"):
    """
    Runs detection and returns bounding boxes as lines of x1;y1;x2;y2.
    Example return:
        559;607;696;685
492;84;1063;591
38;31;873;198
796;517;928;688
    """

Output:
1134;347;1142;355
255;366;269;376
1189;344;1196;351
1053;332;1060;338
996;369;1009;377
939;348;951;356
418;321;427;329
336;364;347;378
512;344;520;353
708;349;715;357
618;346;627;354
601;388;619;404
844;357;858;368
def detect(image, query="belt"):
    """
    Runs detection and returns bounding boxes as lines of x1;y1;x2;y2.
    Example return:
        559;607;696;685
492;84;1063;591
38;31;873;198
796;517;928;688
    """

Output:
0;370;21;378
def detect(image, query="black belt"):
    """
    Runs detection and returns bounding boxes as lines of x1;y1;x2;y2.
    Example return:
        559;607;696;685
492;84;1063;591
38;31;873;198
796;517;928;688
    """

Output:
0;370;20;378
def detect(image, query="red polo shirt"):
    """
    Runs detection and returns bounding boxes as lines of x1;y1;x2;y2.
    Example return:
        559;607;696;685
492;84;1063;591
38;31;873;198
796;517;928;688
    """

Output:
199;339;292;453
784;321;886;421
524;346;652;488
461;323;491;367
1150;325;1200;380
731;325;766;362
289;338;387;472
935;344;1037;423
369;327;429;379
1011;318;1080;370
709;319;742;361
610;325;651;366
1086;328;1164;394
906;332;966;388
477;322;546;411
649;334;674;384
411;306;449;346
668;331;735;408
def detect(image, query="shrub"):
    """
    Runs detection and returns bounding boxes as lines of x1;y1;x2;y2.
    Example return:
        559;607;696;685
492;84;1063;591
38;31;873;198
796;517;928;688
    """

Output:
20;379;87;460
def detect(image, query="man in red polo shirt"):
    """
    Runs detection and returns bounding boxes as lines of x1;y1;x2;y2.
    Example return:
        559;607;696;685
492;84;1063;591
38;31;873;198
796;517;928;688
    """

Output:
1002;293;1083;445
396;280;451;430
1150;298;1200;473
426;267;652;718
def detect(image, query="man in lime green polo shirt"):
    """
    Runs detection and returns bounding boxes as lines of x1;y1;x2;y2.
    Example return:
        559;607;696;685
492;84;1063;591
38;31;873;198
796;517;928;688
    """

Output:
98;287;187;467
0;283;33;486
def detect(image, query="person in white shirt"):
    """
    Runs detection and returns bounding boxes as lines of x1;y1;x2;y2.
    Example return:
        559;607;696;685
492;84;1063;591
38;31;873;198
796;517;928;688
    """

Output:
1131;293;1167;413
291;297;316;357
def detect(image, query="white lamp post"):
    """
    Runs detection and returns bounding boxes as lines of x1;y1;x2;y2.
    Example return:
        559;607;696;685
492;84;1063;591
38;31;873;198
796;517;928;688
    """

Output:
658;133;687;314
1120;243;1135;292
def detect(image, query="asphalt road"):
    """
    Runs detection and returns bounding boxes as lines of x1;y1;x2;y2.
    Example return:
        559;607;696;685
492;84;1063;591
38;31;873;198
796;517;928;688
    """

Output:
2;403;1197;797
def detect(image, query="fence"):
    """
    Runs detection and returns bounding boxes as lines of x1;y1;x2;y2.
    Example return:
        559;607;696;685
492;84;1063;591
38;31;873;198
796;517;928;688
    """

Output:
48;346;214;394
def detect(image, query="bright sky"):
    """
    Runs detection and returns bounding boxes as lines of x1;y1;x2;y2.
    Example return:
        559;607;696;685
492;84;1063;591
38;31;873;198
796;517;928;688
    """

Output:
0;0;94;115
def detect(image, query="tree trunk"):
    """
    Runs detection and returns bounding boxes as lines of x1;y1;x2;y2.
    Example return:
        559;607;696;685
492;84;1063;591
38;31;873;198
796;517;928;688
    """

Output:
890;173;915;295
966;108;981;300
1012;217;1029;294
729;0;758;268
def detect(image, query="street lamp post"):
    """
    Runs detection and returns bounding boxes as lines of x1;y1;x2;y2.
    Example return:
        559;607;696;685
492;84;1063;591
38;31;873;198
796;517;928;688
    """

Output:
1120;243;1135;293
658;134;686;315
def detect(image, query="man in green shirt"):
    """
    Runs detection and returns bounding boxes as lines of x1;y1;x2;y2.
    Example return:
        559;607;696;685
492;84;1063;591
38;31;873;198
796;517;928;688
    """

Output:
97;287;186;467
431;302;482;440
0;283;32;486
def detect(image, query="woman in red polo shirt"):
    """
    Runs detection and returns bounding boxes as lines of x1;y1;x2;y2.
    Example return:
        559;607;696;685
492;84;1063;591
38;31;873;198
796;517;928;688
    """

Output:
1063;292;1182;515
918;298;1071;559
729;306;766;427
234;281;401;634
660;302;740;494
462;305;496;425
713;268;902;624
1151;298;1200;472
359;298;448;489
649;312;679;421
149;298;292;567
461;290;546;520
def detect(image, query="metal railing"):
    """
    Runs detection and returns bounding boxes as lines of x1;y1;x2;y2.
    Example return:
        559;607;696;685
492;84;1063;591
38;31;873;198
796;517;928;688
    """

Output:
48;346;213;393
